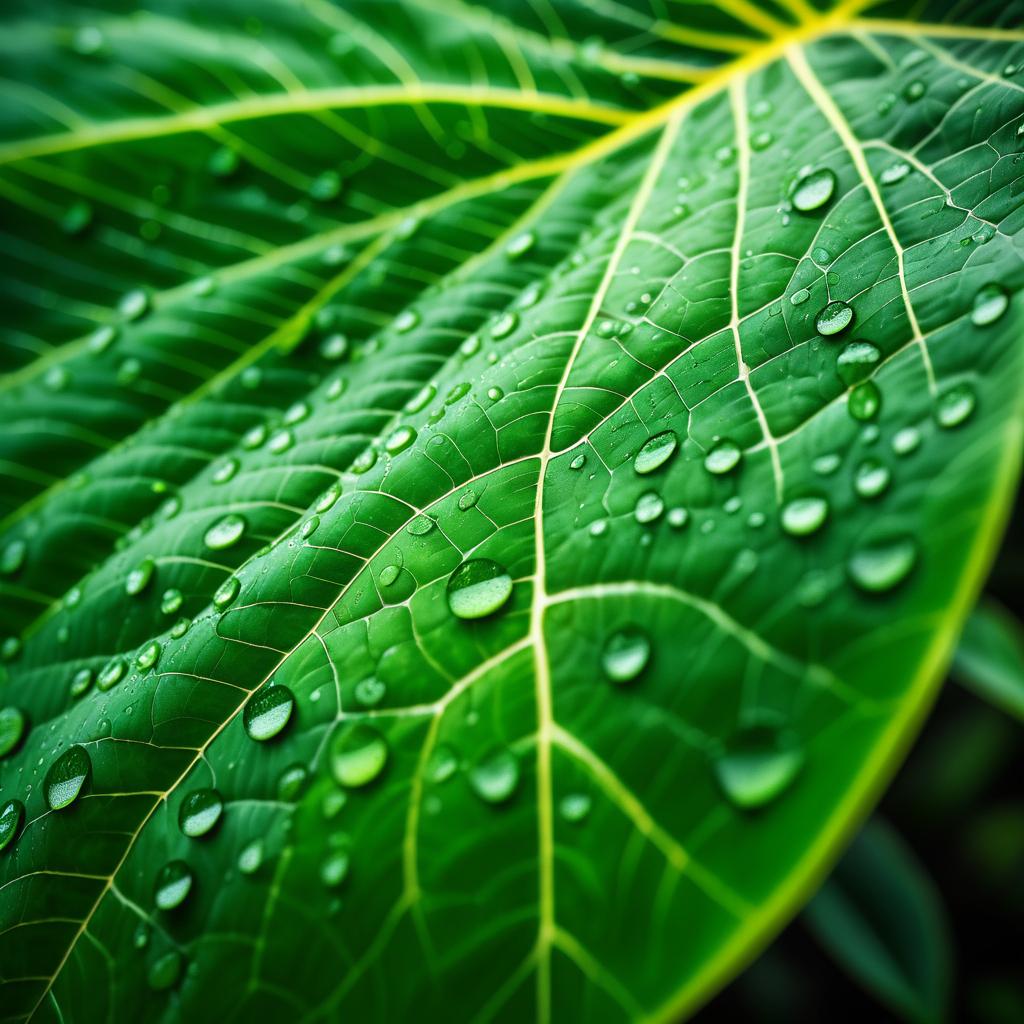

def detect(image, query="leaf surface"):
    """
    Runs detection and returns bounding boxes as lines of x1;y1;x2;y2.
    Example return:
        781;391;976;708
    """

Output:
1;1;1023;1021
953;599;1024;721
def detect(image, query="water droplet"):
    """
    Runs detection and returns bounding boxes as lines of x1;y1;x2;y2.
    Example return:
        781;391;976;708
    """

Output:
836;340;880;386
136;640;161;670
0;707;26;758
633;430;678;475
147;951;183;991
408;515;435;536
378;564;400;588
97;657;126;691
70;667;93;699
309;170;342;202
404;383;436;413
160;588;183;615
330;724;388;788
118;288;150;321
880;162;911;185
633;492;664;525
213;576;240;610
602;627;651;684
427;744;458;783
211;457;238;485
284;401;310;426
45;744;91;810
277;763;309;801
0;539;27;577
238;839;264;875
848;380;881;421
354;677;386;707
469;746;520;804
790;167;837;212
125;557;155;596
178;788;223;838
204;513;246;550
394;309;419;333
971;284;1009;326
490;312;519;340
446;559;513;620
457;489;479;511
351;447;378;474
780;496;829;537
790;288;810;306
209;145;239;176
243;685;295;741
904;79;925;102
704;439;742;475
569;452;586;471
505;231;535;259
815;300;854;337
935;383;976;428
319;333;349;362
891;426;921;456
714;724;803;810
848;537;917;593
320;849;350;887
559;792;592;823
667;507;689;529
385;425;416;455
854;458;891;499
0;799;24;853
154;860;193;910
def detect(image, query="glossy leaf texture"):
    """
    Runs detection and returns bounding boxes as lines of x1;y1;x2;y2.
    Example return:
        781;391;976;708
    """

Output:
1;1;1023;1021
804;819;952;1024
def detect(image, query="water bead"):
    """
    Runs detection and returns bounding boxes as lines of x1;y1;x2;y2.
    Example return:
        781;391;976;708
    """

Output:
446;559;513;620
243;685;295;741
45;744;91;810
780;496;829;537
633;431;678;475
469;746;520;804
848;537;917;593
178;788;224;838
601;627;651;684
935;383;976;428
790;167;837;212
154;860;193;910
330;724;388;788
815;300;854;337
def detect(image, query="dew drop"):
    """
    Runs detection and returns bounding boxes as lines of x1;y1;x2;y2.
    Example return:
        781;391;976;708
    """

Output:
238;839;264;875
971;284;1008;326
0;800;25;853
154;860;193;910
0;539;27;577
790;167;837;212
780;495;829;537
204;513;246;551
147;951;183;991
354;677;386;707
394;309;419;333
559;792;592;823
891;426;921;455
70;667;94;699
277;763;309;801
319;333;349;361
790;287;810;306
854;458;891;499
667;507;689;529
320;849;350;888
243;685;295;741
118;288;150;321
211;457;238;484
714;724;804;810
213;576;240;609
97;657;126;691
704;439;742;475
45;744;91;810
446;559;513;620
469;746;520;804
633;430;678;475
136;640;161;670
457;489;479;511
935;383;976;428
848;537;917;593
330;723;388;788
125;557;155;596
427;744;459;783
601;627;651;684
815;300;854;337
490;312;519;340
0;707;26;758
407;515;435;536
634;491;664;524
160;588;183;615
378;564;401;587
178;788;223;838
848;380;881;421
836;340;880;386
404;383;436;413
505;231;535;259
385;425;416;455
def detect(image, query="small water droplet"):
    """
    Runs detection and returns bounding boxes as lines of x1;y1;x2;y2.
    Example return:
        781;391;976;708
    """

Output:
891;426;921;456
880;162;911;185
277;763;309;801
0;707;26;758
848;380;881;421
904;79;925;102
935;383;976;428
815;300;854;337
154;860;193;910
136;640;161;670
394;309;420;333
97;657;126;691
836;340;880;386
790;167;837;212
118;288;150;321
427;744;459;783
330;724;388;788
469;746;520;804
633;492;664;524
704;439;742;475
45;744;91;810
407;515;434;536
309;169;342;202
457;489;479;511
667;507;689;529
559;792;592;823
147;951;183;991
446;559;513;620
714;724;803;810
601;627;651;684
213;576;240;610
490;312;518;340
633;430;678;475
160;588;183;615
320;849;350;888
70;667;94;699
204;513;246;550
238;839;264;875
178;788;224;838
790;288;810;306
211;457;238;485
354;677;386;707
848;537;917;593
243;685;295;741
0;799;24;853
854;458;891;499
780;495;829;536
505;231;535;259
125;557;155;596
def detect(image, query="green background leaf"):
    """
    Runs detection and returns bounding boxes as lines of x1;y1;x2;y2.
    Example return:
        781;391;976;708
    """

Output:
1;1;1022;1020
953;599;1024;721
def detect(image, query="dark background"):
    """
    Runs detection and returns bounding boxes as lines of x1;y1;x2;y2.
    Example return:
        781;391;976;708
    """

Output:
696;492;1024;1023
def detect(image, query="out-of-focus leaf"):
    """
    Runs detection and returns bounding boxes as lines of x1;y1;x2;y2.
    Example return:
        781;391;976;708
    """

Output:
805;819;952;1024
953;600;1024;722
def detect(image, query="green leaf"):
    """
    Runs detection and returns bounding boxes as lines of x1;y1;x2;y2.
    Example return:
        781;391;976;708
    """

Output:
953;599;1024;722
0;1;1022;1021
804;819;952;1024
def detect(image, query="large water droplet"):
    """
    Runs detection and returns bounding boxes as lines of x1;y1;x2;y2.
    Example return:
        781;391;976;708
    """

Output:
97;657;126;691
848;537;917;593
136;640;161;670
633;431;678;475
154;860;193;910
714;724;803;810
45;744;91;810
601;627;651;683
0;707;26;758
178;788;223;838
836;340;880;386
490;312;518;340
780;495;829;536
633;492;664;524
704;439;742;475
935;383;976;428
446;559;513;620
815;300;854;336
971;284;1008;326
125;557;155;596
330;724;388;788
790;167;836;212
0;798;24;853
469;747;520;804
204;514;246;551
243;685;295;741
854;458;891;499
